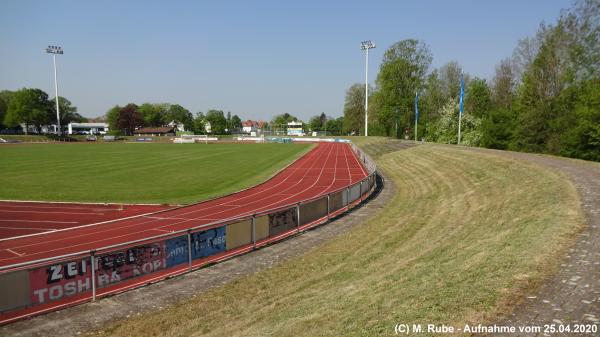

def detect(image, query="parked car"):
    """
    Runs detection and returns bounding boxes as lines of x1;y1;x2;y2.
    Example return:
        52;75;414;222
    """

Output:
86;135;97;141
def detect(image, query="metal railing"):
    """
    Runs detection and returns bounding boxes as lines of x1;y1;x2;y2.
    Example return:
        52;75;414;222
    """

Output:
0;142;377;324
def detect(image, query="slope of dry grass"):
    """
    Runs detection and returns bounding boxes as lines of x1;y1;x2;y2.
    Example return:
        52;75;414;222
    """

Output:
89;141;583;337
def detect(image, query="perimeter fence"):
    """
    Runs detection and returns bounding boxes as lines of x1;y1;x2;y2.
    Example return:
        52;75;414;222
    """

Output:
0;142;377;324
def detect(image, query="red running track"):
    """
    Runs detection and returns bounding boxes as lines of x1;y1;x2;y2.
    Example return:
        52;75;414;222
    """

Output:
0;142;368;268
0;203;169;239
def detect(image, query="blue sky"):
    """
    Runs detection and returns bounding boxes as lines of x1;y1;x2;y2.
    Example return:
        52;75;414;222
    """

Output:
0;0;570;120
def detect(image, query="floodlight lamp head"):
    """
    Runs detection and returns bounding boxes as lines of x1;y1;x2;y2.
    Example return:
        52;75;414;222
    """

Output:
46;45;64;54
360;40;376;50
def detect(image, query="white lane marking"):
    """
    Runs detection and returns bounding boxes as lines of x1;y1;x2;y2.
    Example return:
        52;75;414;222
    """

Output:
6;248;24;256
144;216;191;221
0;210;104;215
0;226;56;231
0;219;77;224
0;204;120;211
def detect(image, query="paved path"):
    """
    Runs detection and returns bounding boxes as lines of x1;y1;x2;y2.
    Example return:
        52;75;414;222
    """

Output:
466;149;599;336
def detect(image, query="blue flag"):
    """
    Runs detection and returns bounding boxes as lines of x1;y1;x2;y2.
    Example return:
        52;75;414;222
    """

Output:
459;74;464;116
415;91;419;121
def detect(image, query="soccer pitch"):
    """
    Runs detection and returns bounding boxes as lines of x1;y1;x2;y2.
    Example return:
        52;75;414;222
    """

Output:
0;142;311;204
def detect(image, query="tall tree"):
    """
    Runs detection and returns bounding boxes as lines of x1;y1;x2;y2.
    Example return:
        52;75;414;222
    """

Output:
512;35;544;82
342;83;365;135
271;113;300;132
193;112;206;134
0;90;15;129
567;0;600;80
512;20;576;153
308;112;328;132
559;79;600;160
480;107;516;150
491;58;517;110
439;61;464;101
418;70;444;138
465;77;491;118
117;103;142;135
106;105;121;132
230;114;242;130
50;97;85;130
139;103;168;127
325;116;343;136
205;110;227;134
4;88;52;134
167;104;193;131
372;39;432;136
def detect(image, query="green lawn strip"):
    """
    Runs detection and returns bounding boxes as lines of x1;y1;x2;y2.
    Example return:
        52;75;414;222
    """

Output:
89;142;582;337
0;143;311;204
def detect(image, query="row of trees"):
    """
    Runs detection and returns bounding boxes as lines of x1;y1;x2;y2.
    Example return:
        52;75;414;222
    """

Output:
0;88;85;134
344;0;599;161
105;102;245;135
196;110;242;134
307;113;344;135
269;112;344;135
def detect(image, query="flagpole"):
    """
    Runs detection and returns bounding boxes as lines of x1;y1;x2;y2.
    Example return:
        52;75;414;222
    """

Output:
458;112;462;145
458;73;464;145
414;91;419;142
415;116;418;141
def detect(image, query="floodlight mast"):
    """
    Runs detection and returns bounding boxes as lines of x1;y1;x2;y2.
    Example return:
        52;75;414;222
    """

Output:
360;40;375;136
46;45;63;136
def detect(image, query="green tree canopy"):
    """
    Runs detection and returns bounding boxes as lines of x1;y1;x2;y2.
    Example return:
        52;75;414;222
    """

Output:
230;114;242;130
51;96;85;128
139;103;168;127
193;112;206;134
491;58;516;110
117;103;142;135
342;83;365;135
4;88;52;133
372;39;432;136
271;113;300;132
308;112;328;131
105;105;121;132
205;110;227;134
167;104;193;131
325;116;343;136
465;78;491;118
0;90;15;129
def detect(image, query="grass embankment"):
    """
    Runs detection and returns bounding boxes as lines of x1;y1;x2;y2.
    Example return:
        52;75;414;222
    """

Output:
0;142;310;204
89;139;582;336
0;134;54;142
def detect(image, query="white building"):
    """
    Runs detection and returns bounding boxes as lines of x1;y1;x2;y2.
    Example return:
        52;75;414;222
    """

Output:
167;120;186;132
67;122;109;135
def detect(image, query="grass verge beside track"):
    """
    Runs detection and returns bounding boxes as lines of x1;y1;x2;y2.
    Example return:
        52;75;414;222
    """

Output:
88;139;583;337
0;142;311;204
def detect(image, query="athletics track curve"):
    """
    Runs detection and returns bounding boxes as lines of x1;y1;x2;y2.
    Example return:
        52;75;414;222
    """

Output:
0;142;368;268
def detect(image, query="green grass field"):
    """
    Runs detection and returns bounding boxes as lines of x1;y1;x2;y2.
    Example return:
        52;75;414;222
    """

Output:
88;138;583;337
0;142;311;204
